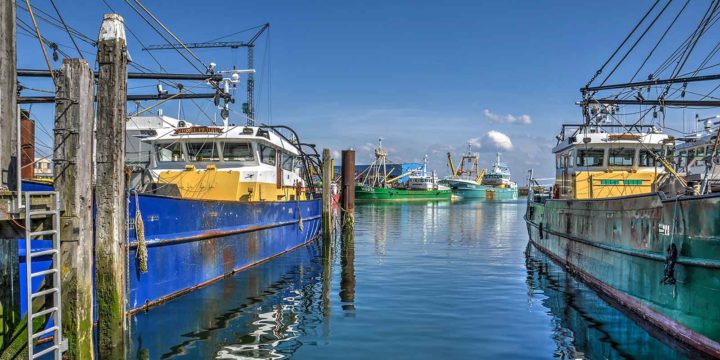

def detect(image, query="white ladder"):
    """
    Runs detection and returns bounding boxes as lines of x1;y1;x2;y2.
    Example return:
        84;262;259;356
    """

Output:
23;191;64;360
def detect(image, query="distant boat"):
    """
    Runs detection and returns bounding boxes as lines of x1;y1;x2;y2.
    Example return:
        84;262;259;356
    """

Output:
441;145;487;199
355;139;451;201
481;153;518;200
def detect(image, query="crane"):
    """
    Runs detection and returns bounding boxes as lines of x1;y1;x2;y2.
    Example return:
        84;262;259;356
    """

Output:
143;23;270;126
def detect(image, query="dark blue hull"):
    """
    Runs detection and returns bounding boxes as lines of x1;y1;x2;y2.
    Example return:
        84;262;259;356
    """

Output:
127;194;322;312
18;181;322;317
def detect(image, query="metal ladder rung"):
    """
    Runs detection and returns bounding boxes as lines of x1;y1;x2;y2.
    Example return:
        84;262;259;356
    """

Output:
30;269;58;278
32;325;58;339
28;210;57;216
30;249;58;258
31;288;58;299
31;306;58;319
31;344;59;359
28;230;57;237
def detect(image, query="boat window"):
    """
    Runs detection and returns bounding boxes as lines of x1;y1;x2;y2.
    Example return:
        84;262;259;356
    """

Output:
679;151;687;168
688;149;695;164
220;142;254;161
556;155;561;169
639;150;658;167
577;149;604;167
608;148;635;166
281;153;295;171
259;144;276;165
696;146;705;161
155;142;185;162
568;151;575;167
186;142;220;161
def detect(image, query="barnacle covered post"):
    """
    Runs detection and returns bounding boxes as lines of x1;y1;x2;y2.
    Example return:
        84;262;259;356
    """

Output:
95;13;128;359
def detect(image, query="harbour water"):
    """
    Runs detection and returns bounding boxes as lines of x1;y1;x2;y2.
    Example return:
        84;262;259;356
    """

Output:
128;199;701;359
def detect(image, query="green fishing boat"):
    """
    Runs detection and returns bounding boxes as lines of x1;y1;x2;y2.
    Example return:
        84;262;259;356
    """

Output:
526;5;720;355
355;139;451;201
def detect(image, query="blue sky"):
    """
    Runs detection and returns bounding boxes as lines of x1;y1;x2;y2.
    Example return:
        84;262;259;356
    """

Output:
16;1;719;179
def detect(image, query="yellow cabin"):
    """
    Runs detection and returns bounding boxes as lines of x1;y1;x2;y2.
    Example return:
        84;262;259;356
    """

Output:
142;125;309;202
553;124;671;200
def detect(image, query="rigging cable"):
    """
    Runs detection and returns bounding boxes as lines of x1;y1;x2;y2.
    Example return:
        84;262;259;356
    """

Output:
130;0;209;71
630;0;690;82
24;0;56;85
122;0;206;74
48;0;83;59
599;0;674;87
585;0;661;88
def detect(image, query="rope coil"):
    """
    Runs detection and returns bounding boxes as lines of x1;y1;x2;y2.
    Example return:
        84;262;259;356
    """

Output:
134;192;148;273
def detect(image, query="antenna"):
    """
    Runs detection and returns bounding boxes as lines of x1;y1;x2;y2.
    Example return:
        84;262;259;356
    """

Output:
144;23;270;125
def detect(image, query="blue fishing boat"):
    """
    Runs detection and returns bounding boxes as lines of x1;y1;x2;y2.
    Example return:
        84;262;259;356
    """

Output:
18;121;323;320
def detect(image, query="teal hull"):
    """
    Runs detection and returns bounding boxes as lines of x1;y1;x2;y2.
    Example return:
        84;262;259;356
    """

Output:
454;188;486;198
484;186;518;200
526;193;720;357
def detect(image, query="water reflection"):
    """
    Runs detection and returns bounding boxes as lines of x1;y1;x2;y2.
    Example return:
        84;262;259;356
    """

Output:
339;227;356;314
127;200;702;359
525;243;705;360
128;243;325;359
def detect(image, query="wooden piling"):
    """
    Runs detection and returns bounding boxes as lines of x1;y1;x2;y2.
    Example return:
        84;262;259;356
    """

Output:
0;1;19;356
20;111;34;179
322;148;333;241
95;14;127;359
340;150;355;228
54;58;95;360
0;0;17;191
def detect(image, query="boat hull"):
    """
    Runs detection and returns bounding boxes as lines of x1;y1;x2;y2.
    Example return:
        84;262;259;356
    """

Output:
127;194;322;312
18;182;322;316
484;186;518;200
525;193;720;357
354;185;451;201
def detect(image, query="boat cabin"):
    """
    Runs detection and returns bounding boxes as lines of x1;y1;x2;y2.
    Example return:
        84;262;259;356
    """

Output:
552;125;671;200
143;125;307;202
674;131;720;184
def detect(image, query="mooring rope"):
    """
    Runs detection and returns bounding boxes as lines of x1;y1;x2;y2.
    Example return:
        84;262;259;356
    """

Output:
134;191;148;273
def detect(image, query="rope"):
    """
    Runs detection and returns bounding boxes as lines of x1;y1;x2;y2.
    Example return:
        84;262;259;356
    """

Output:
134;192;148;273
24;0;56;85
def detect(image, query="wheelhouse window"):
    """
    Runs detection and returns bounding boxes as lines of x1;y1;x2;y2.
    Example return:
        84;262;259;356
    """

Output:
281;153;295;171
186;142;220;162
220;142;254;162
639;150;658;167
678;151;687;168
259;144;276;165
608;148;635;166
155;142;185;162
577;149;604;167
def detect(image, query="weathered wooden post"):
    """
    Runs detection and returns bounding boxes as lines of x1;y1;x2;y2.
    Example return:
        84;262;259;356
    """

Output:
0;0;19;355
322;148;333;241
0;0;17;191
95;14;127;359
54;58;95;359
340;150;355;229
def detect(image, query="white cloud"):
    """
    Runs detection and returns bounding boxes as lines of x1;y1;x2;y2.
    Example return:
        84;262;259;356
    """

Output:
483;109;532;125
482;130;513;151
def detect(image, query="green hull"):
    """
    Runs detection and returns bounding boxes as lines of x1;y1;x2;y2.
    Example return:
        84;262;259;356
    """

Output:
355;185;451;201
525;193;720;357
